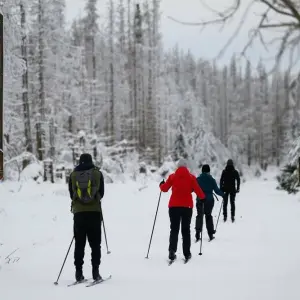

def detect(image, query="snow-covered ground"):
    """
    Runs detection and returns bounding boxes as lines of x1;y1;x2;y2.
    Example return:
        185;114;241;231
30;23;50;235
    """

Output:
1;172;300;300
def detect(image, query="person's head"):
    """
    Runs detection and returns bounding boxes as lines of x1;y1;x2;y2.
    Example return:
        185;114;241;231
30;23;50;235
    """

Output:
177;157;188;168
79;153;93;165
202;164;210;173
227;159;234;166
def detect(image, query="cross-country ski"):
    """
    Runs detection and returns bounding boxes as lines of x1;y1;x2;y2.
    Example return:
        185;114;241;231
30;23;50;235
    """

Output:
67;279;88;287
86;275;112;287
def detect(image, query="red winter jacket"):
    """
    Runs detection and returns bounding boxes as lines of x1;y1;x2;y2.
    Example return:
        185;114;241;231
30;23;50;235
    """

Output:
160;166;205;208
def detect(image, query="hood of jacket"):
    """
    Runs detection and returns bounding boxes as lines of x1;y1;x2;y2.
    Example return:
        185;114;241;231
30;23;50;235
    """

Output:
74;162;96;172
175;166;192;178
225;165;235;171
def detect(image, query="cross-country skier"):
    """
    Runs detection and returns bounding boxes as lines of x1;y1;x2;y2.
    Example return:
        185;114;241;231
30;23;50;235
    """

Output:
68;153;104;282
195;164;224;242
159;158;206;262
220;159;240;222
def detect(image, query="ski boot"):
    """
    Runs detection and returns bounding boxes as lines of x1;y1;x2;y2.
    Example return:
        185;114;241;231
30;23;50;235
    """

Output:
184;253;192;263
209;234;215;242
92;267;102;281
75;268;85;282
168;250;176;261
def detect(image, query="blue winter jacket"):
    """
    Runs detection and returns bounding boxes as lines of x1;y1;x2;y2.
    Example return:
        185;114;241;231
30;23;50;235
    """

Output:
196;173;224;202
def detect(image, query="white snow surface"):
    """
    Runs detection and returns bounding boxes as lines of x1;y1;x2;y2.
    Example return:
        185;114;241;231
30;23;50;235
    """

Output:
1;172;300;300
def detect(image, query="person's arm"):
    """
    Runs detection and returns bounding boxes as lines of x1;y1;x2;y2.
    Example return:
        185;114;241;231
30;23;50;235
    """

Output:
192;177;206;200
213;178;224;197
68;172;73;199
235;170;240;192
220;171;225;191
160;175;173;192
98;171;104;199
68;172;74;213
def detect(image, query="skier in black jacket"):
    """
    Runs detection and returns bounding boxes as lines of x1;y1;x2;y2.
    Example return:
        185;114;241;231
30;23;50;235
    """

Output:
220;159;240;222
68;153;105;282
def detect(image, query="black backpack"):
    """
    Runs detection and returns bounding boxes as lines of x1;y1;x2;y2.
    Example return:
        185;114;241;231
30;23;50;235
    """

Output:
73;169;98;203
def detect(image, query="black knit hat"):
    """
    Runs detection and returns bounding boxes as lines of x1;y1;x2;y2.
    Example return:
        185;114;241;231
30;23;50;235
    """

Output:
227;159;234;166
202;164;210;173
79;153;93;164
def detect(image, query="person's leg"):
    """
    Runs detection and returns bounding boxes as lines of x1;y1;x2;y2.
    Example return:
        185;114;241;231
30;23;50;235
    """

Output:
73;213;87;280
230;193;236;222
195;201;204;240
86;212;102;280
181;207;193;258
168;207;181;260
205;200;215;239
223;193;229;221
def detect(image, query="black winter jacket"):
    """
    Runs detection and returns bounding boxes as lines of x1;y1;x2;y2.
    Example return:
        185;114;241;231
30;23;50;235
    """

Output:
220;165;240;193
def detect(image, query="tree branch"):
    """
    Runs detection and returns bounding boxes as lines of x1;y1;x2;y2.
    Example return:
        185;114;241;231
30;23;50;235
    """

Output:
260;22;300;28
260;0;294;17
167;0;241;27
281;0;300;23
167;0;300;71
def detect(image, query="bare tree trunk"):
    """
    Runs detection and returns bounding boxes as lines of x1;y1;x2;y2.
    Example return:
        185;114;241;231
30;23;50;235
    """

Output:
275;78;281;166
127;0;134;141
133;4;142;147
0;12;3;180
109;0;115;145
152;0;161;165
37;0;46;161
90;37;96;134
49;118;55;158
247;135;251;166
222;67;228;147
109;62;115;144
20;3;33;169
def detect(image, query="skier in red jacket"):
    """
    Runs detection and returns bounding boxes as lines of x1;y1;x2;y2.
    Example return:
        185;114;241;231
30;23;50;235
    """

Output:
159;158;205;262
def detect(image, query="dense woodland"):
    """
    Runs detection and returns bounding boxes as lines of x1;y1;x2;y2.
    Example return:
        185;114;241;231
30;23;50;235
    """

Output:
2;0;300;180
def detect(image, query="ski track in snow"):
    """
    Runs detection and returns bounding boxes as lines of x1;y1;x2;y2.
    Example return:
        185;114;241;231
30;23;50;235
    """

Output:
0;175;300;300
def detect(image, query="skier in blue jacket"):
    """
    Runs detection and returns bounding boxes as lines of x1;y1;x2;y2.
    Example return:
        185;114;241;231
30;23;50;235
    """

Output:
195;164;224;241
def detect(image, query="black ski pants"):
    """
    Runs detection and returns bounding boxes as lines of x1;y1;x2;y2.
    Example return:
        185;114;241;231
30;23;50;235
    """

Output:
73;211;102;270
195;200;215;237
168;207;193;257
223;192;236;218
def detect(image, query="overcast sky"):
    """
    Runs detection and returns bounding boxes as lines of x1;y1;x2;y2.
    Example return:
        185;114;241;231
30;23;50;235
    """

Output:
65;0;280;69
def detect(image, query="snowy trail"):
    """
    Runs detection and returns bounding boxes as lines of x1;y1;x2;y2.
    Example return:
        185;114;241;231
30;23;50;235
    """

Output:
1;176;300;300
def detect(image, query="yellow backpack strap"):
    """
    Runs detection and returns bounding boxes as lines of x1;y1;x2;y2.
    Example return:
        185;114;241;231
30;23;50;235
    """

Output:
87;179;92;197
76;181;82;199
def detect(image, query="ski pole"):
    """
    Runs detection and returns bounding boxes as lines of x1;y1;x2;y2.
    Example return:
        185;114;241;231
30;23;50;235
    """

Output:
215;198;224;233
102;214;111;254
199;202;204;256
213;193;219;201
54;236;74;285
145;191;162;259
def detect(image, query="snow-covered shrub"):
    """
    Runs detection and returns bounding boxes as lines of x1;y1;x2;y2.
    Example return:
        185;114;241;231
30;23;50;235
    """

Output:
187;130;231;177
157;156;176;178
275;136;300;194
255;168;262;177
20;162;43;182
276;165;299;194
4;152;39;181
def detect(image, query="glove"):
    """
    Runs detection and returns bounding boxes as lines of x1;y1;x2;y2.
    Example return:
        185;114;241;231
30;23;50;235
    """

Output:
159;180;165;186
236;189;240;193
